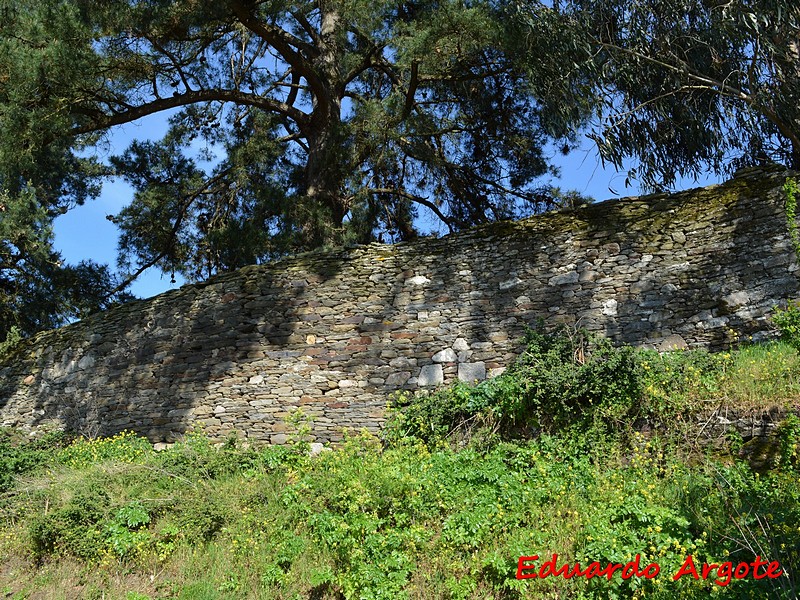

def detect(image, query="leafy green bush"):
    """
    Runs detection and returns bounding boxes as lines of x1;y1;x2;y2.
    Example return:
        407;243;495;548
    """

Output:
105;501;152;559
637;347;726;419
58;430;151;468
0;428;67;491
0;326;22;357
776;415;800;470
388;327;800;449
773;300;800;350
784;177;800;264
2;423;799;598
178;495;228;542
386;325;641;445
29;484;112;560
4;335;800;599
512;327;641;428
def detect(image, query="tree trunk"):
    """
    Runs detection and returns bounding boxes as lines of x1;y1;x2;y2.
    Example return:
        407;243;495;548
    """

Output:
789;141;800;171
301;2;348;248
304;114;346;242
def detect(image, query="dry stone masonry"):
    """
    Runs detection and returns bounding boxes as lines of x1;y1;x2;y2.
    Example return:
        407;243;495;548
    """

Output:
1;167;798;443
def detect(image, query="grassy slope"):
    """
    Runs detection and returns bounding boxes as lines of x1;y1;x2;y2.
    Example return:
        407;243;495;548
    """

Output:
1;341;799;600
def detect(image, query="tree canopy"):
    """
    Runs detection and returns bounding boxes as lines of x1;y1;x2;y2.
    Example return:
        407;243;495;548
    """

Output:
0;187;131;342
0;1;586;281
550;0;800;189
2;0;800;342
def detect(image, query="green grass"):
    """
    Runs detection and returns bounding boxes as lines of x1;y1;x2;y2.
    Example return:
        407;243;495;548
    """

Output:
1;337;799;599
720;343;800;408
1;430;798;598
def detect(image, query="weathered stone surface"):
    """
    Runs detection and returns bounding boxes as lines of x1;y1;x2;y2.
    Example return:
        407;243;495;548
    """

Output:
722;291;750;310
407;275;430;286
548;271;579;286
499;277;524;290
432;348;458;363
602;299;618;316
309;442;329;456
418;364;444;387
453;338;470;352
78;355;95;370
658;334;689;351
0;167;797;444
458;362;486;382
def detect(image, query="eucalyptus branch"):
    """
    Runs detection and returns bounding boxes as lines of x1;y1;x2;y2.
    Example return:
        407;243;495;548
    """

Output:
599;40;800;154
606;86;704;129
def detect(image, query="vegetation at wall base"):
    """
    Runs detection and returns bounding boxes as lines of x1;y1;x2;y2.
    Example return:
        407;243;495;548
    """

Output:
784;177;800;266
1;329;800;599
385;325;800;447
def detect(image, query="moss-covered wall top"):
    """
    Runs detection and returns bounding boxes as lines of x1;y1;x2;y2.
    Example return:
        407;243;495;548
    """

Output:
1;166;797;443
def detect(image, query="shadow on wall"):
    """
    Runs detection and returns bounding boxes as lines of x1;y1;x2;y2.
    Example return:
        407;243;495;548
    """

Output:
0;255;343;441
568;167;796;349
372;234;567;392
0;166;796;442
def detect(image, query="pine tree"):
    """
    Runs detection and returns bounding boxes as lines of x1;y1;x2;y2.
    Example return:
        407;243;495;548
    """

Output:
0;0;590;289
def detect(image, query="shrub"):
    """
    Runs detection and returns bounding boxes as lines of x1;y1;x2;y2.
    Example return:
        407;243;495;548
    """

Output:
386;325;642;445
0;326;22;357
29;485;112;560
105;501;152;559
3;424;799;598
511;327;641;429
0;428;67;491
776;415;800;470
178;495;227;541
637;347;725;420
58;430;151;468
772;300;800;350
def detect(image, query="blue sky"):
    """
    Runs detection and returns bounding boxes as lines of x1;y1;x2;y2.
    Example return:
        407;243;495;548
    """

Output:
52;115;719;300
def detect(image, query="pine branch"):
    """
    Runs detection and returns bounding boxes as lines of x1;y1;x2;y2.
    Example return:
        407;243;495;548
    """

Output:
70;89;309;136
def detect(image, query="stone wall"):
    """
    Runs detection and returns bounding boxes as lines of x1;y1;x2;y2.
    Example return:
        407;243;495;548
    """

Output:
1;166;798;443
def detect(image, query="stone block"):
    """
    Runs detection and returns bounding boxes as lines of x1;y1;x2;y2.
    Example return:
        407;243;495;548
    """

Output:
432;348;457;362
548;271;579;286
418;364;444;387
499;277;524;290
453;338;470;352
488;367;506;378
722;291;750;310
602;299;618;316
658;334;689;351
630;279;655;294
407;275;430;286
458;362;486;382
386;372;412;386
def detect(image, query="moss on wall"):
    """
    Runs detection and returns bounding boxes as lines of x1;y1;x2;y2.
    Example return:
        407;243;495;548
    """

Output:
0;166;797;443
